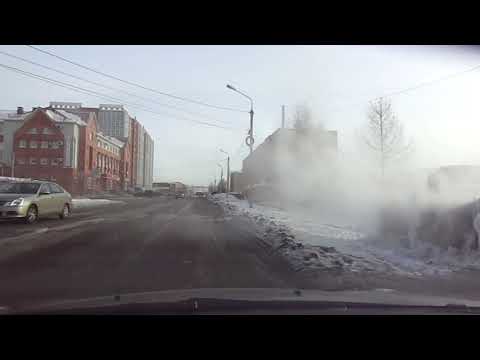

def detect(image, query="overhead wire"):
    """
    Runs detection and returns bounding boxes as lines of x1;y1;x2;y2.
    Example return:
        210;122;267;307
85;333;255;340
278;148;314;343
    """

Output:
371;62;480;102
26;45;249;113
0;49;237;126
0;62;239;131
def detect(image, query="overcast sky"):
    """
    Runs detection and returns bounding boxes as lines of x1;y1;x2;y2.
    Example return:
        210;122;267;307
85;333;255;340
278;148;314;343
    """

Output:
1;45;480;186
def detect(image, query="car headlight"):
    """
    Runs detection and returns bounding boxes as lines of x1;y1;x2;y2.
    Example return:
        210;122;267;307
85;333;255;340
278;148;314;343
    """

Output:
6;198;24;207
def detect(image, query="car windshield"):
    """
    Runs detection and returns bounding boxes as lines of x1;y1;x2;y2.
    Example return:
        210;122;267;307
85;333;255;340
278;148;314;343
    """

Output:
0;182;40;194
3;45;480;314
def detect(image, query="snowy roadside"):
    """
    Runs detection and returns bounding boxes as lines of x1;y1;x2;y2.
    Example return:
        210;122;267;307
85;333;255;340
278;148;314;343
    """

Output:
209;194;480;277
72;198;125;209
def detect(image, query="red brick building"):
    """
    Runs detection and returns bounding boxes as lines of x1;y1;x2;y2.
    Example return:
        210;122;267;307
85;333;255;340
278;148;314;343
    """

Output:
4;107;124;194
1;102;154;194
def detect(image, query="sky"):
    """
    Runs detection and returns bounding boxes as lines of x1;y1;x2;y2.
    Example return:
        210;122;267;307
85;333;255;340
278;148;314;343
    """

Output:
1;45;480;186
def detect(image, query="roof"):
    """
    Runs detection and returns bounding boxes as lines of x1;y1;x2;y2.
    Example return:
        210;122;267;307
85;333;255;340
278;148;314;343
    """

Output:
0;110;30;121
97;132;125;148
78;107;99;114
62;108;97;123
46;109;87;126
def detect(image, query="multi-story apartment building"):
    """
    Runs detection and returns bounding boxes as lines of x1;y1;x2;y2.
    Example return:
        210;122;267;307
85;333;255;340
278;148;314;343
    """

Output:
130;117;154;190
96;104;130;141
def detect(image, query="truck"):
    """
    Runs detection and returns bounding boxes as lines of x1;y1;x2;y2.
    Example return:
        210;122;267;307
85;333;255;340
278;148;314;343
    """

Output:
192;186;208;197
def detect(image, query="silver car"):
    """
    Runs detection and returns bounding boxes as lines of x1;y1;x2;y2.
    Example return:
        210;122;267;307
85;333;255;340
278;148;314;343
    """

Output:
0;181;73;224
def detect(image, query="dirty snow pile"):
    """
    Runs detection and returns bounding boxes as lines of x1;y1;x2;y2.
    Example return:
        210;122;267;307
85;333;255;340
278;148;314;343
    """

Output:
72;198;125;209
209;194;480;277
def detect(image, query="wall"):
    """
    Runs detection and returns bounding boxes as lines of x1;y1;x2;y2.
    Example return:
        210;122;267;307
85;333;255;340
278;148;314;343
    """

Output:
240;128;339;208
97;105;129;140
136;124;145;187
142;132;154;189
12;110;76;192
1;118;24;167
230;172;246;193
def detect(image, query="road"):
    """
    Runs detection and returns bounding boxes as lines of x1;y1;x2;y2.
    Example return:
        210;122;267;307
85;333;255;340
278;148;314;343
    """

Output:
0;196;306;308
3;195;480;310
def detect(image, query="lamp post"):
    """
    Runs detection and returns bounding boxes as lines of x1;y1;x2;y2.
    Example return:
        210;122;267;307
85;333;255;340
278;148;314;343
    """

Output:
226;84;254;154
220;149;230;196
217;163;224;193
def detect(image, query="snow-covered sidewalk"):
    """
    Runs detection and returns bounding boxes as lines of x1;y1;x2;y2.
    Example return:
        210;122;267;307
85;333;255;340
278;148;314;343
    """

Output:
209;194;480;277
72;198;125;209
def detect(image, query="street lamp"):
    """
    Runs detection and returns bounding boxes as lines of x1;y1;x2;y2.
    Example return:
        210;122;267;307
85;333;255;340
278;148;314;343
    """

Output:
217;163;224;193
220;149;230;196
226;84;254;154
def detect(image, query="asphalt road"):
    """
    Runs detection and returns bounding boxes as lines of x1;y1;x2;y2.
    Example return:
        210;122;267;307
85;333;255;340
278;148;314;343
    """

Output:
0;196;304;308
3;195;480;310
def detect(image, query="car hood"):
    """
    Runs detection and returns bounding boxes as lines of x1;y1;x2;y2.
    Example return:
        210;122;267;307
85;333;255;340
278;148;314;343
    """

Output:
0;193;35;202
6;288;480;314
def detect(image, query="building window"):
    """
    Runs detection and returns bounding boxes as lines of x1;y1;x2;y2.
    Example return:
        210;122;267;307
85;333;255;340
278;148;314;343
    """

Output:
57;158;63;165
51;158;58;166
41;141;49;149
30;140;38;149
0;135;3;143
40;158;48;165
27;128;37;134
97;141;101;147
17;158;25;165
42;128;54;135
30;157;37;165
51;141;59;149
19;139;27;148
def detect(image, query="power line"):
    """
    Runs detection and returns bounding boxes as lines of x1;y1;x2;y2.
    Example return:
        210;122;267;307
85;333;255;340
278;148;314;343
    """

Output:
372;62;480;101
26;45;249;114
0;62;238;131
0;49;236;126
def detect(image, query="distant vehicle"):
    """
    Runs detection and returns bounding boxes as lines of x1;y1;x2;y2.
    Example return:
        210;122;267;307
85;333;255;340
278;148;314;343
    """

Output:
152;182;171;195
134;189;156;198
0;181;72;224
195;192;206;198
175;193;185;199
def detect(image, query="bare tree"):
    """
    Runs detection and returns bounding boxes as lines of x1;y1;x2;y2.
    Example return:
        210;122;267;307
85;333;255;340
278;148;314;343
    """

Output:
362;98;412;176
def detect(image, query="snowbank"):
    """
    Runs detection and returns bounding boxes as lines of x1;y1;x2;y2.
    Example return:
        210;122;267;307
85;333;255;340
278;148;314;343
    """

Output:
209;194;480;277
72;198;125;209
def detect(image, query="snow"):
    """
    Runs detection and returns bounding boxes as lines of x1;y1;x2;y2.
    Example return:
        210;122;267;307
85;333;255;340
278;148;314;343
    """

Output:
72;198;125;209
209;194;480;277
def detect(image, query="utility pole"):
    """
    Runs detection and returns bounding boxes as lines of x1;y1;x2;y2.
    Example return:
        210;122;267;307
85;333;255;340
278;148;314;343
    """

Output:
248;108;254;154
281;105;285;128
220;149;230;197
226;155;230;194
226;84;254;154
217;163;224;193
220;167;224;192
